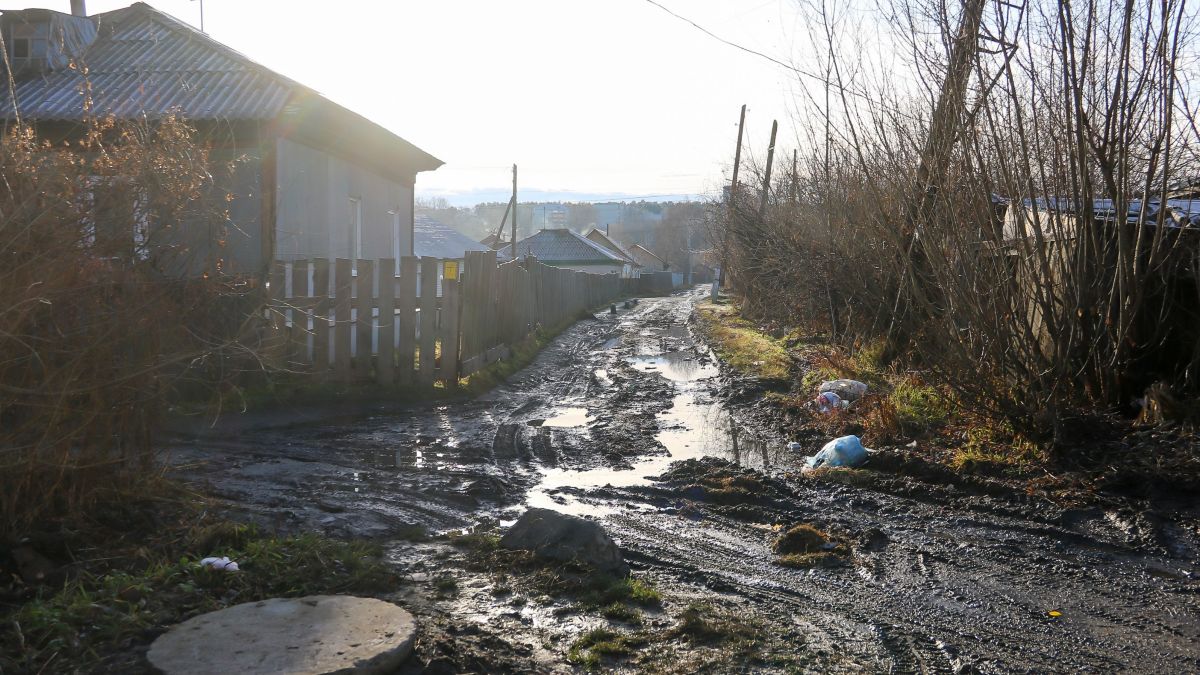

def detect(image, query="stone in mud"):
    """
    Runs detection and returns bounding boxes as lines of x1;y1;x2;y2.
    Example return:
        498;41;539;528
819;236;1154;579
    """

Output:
465;475;511;501
147;595;415;675
500;507;629;574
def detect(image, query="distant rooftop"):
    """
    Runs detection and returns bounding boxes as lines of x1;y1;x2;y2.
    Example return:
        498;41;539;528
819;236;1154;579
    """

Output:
515;229;626;264
415;216;509;261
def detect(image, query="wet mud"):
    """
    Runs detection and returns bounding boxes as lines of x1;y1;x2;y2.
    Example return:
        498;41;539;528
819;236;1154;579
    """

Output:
169;288;1200;673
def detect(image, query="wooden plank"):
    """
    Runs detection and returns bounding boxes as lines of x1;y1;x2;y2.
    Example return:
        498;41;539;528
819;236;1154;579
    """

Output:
396;256;418;385
418;257;438;385
461;251;484;362
334;258;353;378
355;259;374;378
312;259;331;372
267;261;287;365
290;259;309;366
376;258;395;385
440;277;461;385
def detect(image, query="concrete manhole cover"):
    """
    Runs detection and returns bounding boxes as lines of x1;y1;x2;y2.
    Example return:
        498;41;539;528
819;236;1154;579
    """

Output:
147;595;415;674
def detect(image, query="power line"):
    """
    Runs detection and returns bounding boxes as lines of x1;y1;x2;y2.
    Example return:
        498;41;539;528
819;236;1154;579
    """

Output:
640;0;924;124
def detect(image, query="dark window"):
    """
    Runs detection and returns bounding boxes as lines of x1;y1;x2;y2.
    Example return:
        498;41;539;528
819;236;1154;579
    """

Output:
12;37;29;58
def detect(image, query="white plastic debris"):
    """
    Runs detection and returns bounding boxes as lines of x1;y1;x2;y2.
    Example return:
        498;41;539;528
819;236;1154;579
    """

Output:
819;379;869;402
787;441;803;452
813;391;846;413
804;435;870;470
199;556;240;572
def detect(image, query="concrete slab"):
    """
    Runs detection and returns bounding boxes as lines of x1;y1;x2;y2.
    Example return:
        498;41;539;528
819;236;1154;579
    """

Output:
147;595;415;675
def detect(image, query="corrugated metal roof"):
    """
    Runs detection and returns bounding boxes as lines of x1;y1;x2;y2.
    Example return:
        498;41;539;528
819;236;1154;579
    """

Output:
1;3;311;121
415;215;511;261
516;229;626;263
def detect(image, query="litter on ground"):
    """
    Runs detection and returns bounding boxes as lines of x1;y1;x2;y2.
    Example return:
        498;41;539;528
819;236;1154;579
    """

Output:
803;435;871;470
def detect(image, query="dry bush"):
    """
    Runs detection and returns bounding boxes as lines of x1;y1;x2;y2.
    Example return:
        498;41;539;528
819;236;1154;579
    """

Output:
0;115;264;540
717;0;1200;444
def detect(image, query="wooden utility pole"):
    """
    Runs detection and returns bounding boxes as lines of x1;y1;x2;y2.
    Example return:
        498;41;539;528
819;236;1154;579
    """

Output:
717;104;747;292
758;120;778;219
509;164;518;261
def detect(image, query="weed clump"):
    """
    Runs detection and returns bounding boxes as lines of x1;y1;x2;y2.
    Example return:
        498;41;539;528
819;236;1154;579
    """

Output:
772;524;850;568
567;627;645;670
773;524;830;555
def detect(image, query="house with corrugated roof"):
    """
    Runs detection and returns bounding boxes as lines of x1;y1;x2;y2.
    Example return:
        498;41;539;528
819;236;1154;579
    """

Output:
627;243;670;272
583;228;641;278
514;229;632;277
0;2;441;276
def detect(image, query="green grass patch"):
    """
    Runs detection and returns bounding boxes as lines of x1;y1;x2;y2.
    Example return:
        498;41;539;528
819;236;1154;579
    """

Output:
952;425;1045;473
601;602;645;625
2;527;396;673
695;302;791;381
568;627;645;670
890;377;953;432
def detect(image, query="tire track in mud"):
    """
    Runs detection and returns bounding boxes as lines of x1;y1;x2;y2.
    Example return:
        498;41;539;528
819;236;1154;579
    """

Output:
604;471;1200;673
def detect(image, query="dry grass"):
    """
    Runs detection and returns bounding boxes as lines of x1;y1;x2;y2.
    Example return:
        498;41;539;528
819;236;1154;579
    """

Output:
694;301;791;381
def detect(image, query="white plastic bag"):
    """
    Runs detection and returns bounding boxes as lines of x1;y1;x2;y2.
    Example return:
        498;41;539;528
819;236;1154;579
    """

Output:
819;379;869;401
199;556;240;572
805;435;870;469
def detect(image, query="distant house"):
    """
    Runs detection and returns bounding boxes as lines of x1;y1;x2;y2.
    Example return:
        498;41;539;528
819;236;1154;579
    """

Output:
514;229;631;276
584;228;641;278
627;243;670;272
415;214;510;294
0;2;442;276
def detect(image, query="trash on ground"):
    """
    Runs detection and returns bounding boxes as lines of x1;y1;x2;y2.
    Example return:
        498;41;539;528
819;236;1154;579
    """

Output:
199;556;240;572
819;379;869;401
813;391;846;413
787;441;804;452
804;435;870;470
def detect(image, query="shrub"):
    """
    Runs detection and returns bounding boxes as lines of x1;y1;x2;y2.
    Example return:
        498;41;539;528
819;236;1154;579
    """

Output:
0;116;260;539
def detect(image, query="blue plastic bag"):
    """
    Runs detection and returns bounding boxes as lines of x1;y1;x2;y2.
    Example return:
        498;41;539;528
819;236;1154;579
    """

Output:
805;435;869;469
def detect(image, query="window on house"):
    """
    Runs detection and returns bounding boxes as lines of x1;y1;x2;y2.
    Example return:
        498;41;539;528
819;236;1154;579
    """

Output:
348;196;362;273
80;176;151;263
7;20;48;63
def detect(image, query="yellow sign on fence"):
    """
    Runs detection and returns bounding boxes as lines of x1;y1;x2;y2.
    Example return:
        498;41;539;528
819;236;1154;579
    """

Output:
443;260;459;280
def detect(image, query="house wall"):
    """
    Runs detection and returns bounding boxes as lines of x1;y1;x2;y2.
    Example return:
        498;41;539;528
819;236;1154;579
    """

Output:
153;147;263;277
273;137;414;264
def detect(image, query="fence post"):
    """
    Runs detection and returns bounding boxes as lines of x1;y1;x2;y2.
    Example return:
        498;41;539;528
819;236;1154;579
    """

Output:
355;259;374;379
377;258;395;385
334;258;353;379
313;258;331;373
289;259;309;366
397;256;417;385
441;276;461;385
418;256;438;385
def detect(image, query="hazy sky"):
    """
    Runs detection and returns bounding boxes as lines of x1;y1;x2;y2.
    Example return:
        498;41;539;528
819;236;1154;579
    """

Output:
2;0;819;202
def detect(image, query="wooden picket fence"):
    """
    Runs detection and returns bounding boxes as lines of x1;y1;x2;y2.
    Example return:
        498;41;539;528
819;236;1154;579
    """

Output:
267;251;624;387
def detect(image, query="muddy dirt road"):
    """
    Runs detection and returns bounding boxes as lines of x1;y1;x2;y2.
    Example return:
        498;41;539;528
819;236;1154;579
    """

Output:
172;289;1200;673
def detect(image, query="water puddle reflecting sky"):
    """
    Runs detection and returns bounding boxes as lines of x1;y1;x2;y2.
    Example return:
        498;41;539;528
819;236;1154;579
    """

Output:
627;351;719;382
542;407;592;428
526;391;789;516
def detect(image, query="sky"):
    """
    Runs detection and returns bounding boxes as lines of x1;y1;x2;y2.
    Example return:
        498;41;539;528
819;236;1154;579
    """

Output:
2;0;827;205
